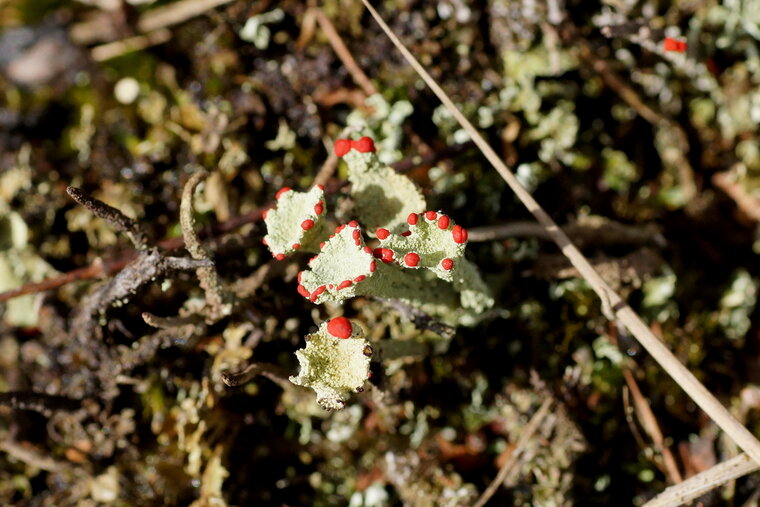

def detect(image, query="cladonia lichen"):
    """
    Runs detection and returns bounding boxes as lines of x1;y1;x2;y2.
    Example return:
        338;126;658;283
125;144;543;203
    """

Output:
289;317;373;410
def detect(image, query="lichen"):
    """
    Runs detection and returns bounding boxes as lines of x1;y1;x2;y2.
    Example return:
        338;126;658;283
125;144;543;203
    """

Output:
339;137;425;233
289;317;372;410
263;185;328;259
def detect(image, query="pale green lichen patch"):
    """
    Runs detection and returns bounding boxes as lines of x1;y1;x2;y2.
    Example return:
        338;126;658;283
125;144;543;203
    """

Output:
263;185;327;258
289;319;372;410
451;258;495;314
377;211;466;282
342;150;425;232
297;222;375;304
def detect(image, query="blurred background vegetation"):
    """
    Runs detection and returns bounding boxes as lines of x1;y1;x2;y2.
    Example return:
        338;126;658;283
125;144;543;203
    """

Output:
0;0;759;505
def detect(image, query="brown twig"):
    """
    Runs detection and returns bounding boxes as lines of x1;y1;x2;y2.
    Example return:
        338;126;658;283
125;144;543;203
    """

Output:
622;368;683;484
307;7;377;97
180;171;231;321
66;186;148;250
473;397;554;507
221;362;290;388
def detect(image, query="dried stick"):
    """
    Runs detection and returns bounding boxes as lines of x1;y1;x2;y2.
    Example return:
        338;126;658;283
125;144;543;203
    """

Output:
644;453;759;507
221;362;290;388
91;28;172;62
622;368;683;484
308;8;377;97
473;397;554;507
468;217;665;248
66;186;148;250
0;391;82;417
180;171;230;321
360;0;760;467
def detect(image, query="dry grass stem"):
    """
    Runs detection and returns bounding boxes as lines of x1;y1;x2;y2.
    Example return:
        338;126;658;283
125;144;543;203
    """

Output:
473;397;554;507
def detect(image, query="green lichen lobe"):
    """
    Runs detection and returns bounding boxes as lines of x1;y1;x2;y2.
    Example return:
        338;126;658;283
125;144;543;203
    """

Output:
298;223;375;304
289;320;372;411
263;186;326;257
342;150;425;232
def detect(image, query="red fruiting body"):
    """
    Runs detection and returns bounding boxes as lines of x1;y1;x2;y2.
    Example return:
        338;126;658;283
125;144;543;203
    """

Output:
337;280;352;290
275;253;285;261
376;228;390;240
292;243;300;249
401;231;411;237
663;37;687;52
437;215;450;229
327;316;353;339
310;285;326;302
452;225;468;244
297;285;310;298
353;136;375;153
381;249;394;263
407;213;418;225
309;255;318;264
319;242;325;249
317;184;325;190
369;260;376;272
297;271;303;283
314;202;324;215
372;248;383;258
348;220;359;227
275;187;291;200
262;209;268;219
425;210;437;220
334;139;351;157
301;219;314;230
441;258;454;270
354;275;366;283
335;224;346;233
352;229;361;242
262;238;268;246
404;252;420;267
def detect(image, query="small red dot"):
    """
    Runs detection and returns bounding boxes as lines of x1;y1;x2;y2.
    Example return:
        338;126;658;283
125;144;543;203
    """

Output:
275;187;291;200
376;228;390;240
401;231;411;237
309;255;318;264
275;253;285;261
317;184;325;190
262;238;268;246
407;213;418;225
314;202;323;215
297;271;303;283
319;242;325;249
381;248;394;263
262;209;269;219
441;258;454;270
297;285;310;298
437;215;450;229
363;246;372;254
335;224;346;233
404;252;420;267
369;260;376;272
353;136;376;153
334;139;351;157
452;225;468;244
354;275;366;283
327;316;353;339
353;229;361;242
292;243;300;250
337;280;352;290
425;211;437;221
349;220;359;227
310;285;326;302
373;248;383;259
301;219;314;230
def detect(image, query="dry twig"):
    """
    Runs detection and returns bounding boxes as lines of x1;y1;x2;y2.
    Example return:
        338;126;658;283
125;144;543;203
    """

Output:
473;397;554;507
